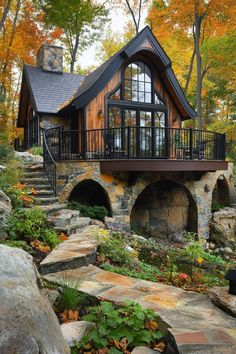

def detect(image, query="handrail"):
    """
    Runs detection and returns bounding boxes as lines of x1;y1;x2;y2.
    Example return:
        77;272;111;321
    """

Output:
44;126;226;162
42;128;57;196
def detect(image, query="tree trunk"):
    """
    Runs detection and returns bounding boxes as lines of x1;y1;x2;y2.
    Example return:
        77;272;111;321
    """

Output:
70;34;79;73
184;46;195;95
0;0;12;34
194;12;203;130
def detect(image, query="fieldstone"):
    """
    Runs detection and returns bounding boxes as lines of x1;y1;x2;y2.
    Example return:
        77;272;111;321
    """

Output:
131;346;156;353
40;288;60;306
47;208;80;228
14;150;43;163
90;219;105;227
211;207;236;249
208;286;236;317
0;245;70;354
105;216;129;231
0;189;12;239
61;321;96;347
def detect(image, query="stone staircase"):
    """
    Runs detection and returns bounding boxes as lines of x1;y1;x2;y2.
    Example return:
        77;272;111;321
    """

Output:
21;162;66;213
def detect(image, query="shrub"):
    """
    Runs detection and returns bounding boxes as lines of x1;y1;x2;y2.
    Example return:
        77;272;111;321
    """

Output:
30;145;43;156
68;201;108;221
98;232;133;266
0;159;22;191
0;133;13;162
79;301;163;352
4;183;36;209
5;207;60;248
211;201;224;212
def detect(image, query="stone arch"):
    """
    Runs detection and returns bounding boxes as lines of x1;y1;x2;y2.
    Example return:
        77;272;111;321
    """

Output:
130;179;198;237
211;175;230;210
60;174;112;216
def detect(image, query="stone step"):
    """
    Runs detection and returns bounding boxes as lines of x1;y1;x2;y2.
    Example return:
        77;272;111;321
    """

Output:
31;190;55;197
22;177;50;185
43;265;236;331
36;197;59;205
40;225;98;274
168;328;236;354
25;184;52;191
47;209;81;228
24;171;46;178
53;217;91;236
40;203;68;215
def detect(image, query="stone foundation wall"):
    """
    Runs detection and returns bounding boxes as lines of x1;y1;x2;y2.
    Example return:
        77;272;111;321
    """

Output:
58;161;234;239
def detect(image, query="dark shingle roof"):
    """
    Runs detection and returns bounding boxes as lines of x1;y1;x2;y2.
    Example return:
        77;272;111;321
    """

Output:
24;64;85;114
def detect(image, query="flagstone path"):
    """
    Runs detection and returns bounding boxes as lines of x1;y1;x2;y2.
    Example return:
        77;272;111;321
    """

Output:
44;264;236;353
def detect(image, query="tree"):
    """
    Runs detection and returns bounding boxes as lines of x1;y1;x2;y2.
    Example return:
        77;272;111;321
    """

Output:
112;0;149;34
0;0;12;34
148;0;235;129
40;0;109;73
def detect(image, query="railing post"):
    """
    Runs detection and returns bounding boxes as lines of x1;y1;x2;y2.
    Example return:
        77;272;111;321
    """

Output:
189;128;193;160
82;129;87;159
127;126;131;159
165;127;170;159
58;126;62;161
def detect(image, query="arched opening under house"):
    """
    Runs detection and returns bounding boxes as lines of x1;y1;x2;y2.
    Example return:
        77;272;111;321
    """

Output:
69;179;112;217
211;176;230;211
130;180;197;238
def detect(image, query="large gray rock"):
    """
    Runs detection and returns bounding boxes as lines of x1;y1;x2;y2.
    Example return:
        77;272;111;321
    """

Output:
208;286;236;317
210;207;236;250
14;151;43;163
0;245;70;354
0;189;12;239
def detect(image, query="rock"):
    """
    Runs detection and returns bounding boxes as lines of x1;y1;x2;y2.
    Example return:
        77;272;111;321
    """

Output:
0;189;12;239
0;164;6;171
90;219;105;227
131;347;156;354
223;247;233;254
0;245;70;354
40;288;60;306
61;321;96;347
131;233;147;242
105;216;129;231
47;208;80;228
211;207;236;250
208;286;236;317
14;150;43;163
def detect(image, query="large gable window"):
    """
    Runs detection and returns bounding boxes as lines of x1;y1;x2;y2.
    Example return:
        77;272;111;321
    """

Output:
107;60;168;157
124;62;152;103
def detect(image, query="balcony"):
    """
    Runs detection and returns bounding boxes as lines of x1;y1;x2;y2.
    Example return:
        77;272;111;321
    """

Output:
44;126;227;172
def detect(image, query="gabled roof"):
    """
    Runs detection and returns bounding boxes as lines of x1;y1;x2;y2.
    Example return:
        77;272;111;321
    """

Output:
60;26;196;120
23;65;85;114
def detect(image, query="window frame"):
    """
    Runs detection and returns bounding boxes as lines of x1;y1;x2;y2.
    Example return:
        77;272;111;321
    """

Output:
106;60;169;128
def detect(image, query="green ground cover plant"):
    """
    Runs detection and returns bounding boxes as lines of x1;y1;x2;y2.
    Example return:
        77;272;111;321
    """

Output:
5;207;60;249
96;230;229;293
68;201;108;221
75;301;163;353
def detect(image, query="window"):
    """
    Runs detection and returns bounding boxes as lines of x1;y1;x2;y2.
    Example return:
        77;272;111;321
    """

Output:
124;62;152;103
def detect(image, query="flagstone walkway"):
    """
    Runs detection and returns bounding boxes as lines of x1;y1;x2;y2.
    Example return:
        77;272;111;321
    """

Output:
44;264;236;353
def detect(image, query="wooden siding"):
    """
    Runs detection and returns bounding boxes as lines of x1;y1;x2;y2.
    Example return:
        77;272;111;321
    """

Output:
85;70;121;130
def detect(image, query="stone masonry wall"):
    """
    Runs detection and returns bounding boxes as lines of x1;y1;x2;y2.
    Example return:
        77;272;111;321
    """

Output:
58;161;234;239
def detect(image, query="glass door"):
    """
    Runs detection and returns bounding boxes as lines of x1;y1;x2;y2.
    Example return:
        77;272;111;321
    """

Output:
124;109;137;157
140;111;152;157
154;111;166;157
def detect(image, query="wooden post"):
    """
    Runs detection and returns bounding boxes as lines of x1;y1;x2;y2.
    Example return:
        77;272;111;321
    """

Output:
189;128;193;160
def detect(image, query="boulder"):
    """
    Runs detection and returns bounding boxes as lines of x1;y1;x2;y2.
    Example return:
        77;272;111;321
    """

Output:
210;207;236;250
208;286;236;317
0;189;12;239
105;216;129;231
131;347;156;354
90;219;105;228
14;151;43;163
61;321;96;347
0;245;70;354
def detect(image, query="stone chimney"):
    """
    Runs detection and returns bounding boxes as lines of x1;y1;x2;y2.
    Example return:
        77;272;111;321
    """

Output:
36;44;63;73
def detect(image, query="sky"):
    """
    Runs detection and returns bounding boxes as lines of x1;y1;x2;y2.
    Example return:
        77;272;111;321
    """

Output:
78;5;148;69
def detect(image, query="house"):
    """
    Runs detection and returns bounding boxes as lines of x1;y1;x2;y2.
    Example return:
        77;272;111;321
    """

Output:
17;26;234;239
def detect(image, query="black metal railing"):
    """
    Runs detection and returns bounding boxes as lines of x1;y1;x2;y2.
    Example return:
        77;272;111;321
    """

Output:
43;128;57;195
44;126;226;162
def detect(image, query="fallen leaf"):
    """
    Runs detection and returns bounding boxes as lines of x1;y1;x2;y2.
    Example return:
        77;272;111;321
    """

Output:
154;342;166;352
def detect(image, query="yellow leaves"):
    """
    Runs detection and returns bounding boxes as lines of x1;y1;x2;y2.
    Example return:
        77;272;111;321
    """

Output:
145;320;159;331
31;240;51;253
154;341;166;352
59;309;79;323
196;257;203;264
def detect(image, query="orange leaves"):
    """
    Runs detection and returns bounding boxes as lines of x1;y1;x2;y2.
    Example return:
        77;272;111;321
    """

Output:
31;240;51;253
144;320;159;331
59;232;69;241
59;309;79;323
